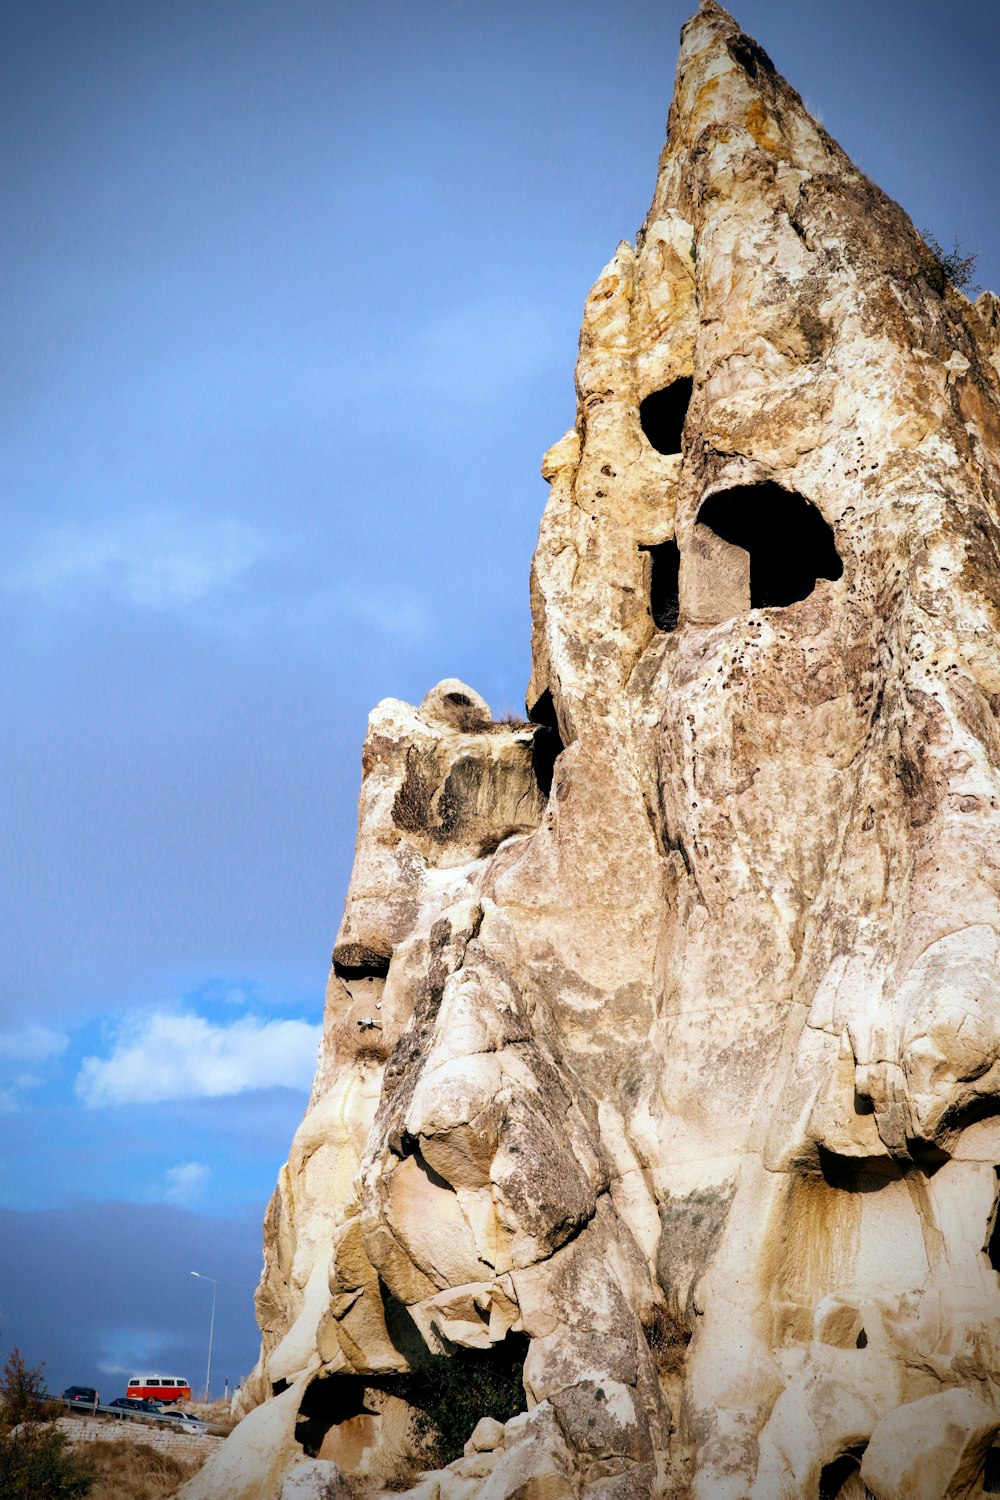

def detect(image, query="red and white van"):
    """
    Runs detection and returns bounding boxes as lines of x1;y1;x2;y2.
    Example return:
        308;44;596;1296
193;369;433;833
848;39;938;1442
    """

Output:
126;1374;192;1404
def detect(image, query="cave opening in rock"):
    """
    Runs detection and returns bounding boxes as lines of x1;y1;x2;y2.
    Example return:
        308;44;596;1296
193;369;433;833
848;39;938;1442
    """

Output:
984;1446;1000;1493
727;33;775;79
296;1332;529;1472
639;377;693;455
296;1373;373;1460
528;689;565;797
697;482;842;608
987;1168;1000;1273
819;1450;872;1500
906;1138;950;1174
818;1147;905;1193
641;539;681;631
333;947;391;984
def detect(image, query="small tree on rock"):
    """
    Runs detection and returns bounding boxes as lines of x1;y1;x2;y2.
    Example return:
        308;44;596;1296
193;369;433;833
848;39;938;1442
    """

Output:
919;228;980;296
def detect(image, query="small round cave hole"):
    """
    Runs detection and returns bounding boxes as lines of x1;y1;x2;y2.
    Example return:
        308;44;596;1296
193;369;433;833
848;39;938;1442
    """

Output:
639;377;692;455
697;482;842;609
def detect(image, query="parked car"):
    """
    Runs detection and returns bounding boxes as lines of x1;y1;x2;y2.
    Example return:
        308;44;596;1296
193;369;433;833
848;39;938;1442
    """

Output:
158;1409;207;1431
107;1396;163;1418
62;1386;99;1407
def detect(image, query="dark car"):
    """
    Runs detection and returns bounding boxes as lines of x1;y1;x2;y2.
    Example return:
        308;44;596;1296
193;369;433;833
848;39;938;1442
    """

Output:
108;1396;162;1418
62;1386;99;1407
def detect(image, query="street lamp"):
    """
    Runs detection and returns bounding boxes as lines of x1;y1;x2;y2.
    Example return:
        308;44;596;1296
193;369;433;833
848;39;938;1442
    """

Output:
190;1271;218;1403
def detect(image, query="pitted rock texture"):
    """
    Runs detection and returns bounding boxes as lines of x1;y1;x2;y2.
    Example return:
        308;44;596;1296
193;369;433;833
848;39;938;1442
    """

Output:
183;4;1000;1498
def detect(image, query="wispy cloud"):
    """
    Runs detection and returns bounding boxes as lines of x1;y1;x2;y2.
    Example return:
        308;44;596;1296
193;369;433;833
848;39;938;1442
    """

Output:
3;511;434;647
5;513;266;610
332;582;430;643
0;1025;69;1062
0;1026;69;1110
95;1327;180;1378
77;1011;321;1106
164;1161;210;1206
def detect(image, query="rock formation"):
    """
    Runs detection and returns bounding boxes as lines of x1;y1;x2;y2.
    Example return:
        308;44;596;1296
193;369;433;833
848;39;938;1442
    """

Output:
183;4;1000;1497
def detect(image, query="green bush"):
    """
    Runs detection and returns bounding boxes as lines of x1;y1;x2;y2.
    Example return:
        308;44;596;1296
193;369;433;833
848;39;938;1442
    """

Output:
0;1349;94;1497
0;1422;95;1498
399;1336;528;1464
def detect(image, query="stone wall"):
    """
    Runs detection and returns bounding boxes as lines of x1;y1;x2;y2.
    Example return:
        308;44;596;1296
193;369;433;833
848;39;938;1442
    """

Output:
58;1413;222;1462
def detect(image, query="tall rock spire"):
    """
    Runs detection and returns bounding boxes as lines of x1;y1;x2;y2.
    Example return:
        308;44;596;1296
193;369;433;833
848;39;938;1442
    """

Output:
184;8;1000;1499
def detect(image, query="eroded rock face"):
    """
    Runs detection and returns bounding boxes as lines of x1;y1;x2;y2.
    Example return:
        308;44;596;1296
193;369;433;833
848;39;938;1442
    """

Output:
184;4;1000;1497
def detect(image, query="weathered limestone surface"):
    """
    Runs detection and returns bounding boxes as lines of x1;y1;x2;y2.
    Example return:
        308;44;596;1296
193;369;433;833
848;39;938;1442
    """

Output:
183;4;1000;1497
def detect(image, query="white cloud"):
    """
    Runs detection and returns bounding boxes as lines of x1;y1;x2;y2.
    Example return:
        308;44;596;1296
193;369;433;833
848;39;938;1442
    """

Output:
77;1011;321;1106
332;582;430;643
164;1161;210;1206
0;1024;69;1062
6;513;266;609
96;1328;175;1378
0;1026;69;1108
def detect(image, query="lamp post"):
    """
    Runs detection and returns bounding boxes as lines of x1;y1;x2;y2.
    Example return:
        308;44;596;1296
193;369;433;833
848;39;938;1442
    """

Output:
190;1271;218;1403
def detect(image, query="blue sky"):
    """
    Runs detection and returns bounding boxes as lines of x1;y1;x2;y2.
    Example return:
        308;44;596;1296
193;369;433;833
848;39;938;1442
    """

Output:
2;0;998;1397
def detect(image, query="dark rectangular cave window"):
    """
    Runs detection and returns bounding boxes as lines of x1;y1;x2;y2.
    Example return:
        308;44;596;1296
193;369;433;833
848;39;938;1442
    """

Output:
984;1447;1000;1493
639;376;692;455
527;688;564;798
640;540;680;632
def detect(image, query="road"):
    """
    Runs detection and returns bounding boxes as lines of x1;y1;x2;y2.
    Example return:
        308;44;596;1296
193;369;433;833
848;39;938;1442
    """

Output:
61;1399;209;1433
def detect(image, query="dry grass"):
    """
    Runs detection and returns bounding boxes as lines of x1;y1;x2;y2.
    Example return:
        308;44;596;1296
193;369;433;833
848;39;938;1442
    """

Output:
329;1014;392;1066
491;709;531;729
81;1436;206;1500
643;1305;692;1378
